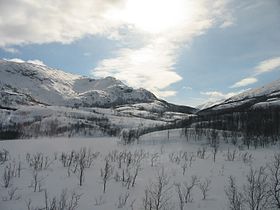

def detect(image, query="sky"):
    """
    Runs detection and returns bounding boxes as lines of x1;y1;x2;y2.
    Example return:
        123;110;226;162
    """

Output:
0;0;279;107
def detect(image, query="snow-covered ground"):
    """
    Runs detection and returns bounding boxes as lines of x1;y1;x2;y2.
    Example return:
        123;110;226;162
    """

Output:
1;130;279;210
0;104;172;139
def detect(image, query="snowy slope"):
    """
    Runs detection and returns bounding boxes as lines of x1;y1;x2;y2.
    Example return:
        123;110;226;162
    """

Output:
199;78;280;114
0;59;196;114
0;60;157;108
0;60;196;138
195;99;225;110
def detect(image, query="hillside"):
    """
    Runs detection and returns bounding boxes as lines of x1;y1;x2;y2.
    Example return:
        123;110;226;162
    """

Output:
0;60;157;108
198;79;280;115
0;60;196;112
0;60;195;139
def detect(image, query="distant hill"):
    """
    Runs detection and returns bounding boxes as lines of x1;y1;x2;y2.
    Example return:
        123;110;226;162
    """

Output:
198;79;280;115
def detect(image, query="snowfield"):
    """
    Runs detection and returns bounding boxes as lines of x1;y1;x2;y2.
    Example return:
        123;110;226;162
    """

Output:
1;130;279;210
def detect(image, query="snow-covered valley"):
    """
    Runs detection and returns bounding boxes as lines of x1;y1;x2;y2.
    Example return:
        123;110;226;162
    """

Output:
0;60;280;210
1;130;280;210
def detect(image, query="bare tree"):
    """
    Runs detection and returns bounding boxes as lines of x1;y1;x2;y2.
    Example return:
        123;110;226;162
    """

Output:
28;153;53;171
226;149;238;161
101;158;113;193
240;152;253;164
67;151;75;177
25;198;33;210
188;153;195;167
142;189;151;210
0;149;9;164
199;178;211;200
184;175;199;203
17;161;21;178
151;153;159;167
243;167;269;210
121;168;132;189
2;164;13;188
44;189;82;210
78;149;86;186
174;183;185;210
31;170;40;192
73;148;97;186
94;195;106;206
116;191;130;208
225;176;243;210
210;129;219;163
197;147;206;159
142;169;172;210
117;152;124;169
130;199;136;210
131;164;142;187
2;187;21;201
268;153;280;209
181;162;188;176
222;130;229;143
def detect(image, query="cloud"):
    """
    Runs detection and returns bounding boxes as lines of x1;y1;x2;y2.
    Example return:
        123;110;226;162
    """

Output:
230;77;258;88
26;59;46;66
200;89;247;101
230;56;280;90
92;0;233;97
4;58;45;66
182;86;193;90
93;45;183;97
220;19;234;28
2;47;19;54
83;52;91;57
0;0;125;47
0;0;233;98
3;58;25;63
255;57;280;74
201;91;234;99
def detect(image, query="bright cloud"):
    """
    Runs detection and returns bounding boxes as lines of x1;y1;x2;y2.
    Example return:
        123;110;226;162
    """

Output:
230;56;280;90
3;58;25;63
200;89;247;101
0;0;233;98
93;0;233;97
27;59;46;66
2;47;19;54
93;46;182;97
230;77;258;88
201;91;235;99
255;57;280;74
0;0;125;47
182;86;193;90
4;58;45;66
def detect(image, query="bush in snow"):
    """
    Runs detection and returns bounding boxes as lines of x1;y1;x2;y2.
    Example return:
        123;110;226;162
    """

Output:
199;178;211;200
142;168;172;210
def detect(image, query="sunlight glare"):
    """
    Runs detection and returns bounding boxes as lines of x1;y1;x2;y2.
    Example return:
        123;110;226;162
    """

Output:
107;0;195;34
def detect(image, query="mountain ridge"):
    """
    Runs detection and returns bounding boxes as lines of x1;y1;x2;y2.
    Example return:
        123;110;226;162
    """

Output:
0;59;195;113
198;78;280;115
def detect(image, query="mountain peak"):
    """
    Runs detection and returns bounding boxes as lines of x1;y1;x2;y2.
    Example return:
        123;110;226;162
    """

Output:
0;60;157;108
198;78;280;114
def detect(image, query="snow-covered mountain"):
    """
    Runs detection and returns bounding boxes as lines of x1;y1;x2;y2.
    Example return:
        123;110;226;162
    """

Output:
198;78;280;115
0;60;158;108
0;60;196;138
195;99;225;110
0;59;196;113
